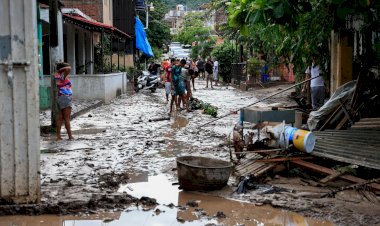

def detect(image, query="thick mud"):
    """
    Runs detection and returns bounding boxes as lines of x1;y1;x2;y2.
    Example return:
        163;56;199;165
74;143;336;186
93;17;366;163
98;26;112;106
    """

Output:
1;80;379;225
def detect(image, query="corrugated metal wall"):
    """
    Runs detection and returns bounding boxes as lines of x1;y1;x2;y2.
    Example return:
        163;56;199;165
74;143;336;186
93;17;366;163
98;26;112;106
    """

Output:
0;0;40;203
113;0;135;36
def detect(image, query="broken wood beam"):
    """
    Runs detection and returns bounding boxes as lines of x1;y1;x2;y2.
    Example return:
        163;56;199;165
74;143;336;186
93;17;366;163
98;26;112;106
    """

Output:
319;171;346;184
338;99;354;125
320;178;380;198
291;160;380;190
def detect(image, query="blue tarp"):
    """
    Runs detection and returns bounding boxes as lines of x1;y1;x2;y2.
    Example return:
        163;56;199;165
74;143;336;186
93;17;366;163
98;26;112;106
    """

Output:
135;17;154;58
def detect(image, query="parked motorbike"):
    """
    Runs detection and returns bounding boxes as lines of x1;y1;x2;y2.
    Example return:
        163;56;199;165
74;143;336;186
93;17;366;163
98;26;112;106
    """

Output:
135;71;160;93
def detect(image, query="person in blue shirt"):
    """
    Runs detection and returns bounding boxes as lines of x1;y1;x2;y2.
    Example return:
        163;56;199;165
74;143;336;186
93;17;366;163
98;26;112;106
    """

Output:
261;60;268;82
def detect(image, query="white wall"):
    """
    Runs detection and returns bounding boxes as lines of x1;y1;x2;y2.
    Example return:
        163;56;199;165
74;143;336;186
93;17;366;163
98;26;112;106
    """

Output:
44;72;129;104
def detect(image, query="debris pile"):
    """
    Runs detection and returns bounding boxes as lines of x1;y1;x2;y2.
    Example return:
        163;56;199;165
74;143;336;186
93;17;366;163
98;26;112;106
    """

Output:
229;72;380;207
189;97;218;117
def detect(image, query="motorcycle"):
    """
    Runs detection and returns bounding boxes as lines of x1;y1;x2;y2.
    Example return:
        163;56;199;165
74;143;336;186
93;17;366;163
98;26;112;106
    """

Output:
135;71;160;93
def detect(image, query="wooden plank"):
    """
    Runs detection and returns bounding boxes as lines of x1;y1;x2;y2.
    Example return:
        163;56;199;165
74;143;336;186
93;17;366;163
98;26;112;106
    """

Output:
233;150;280;155
319;106;341;131
351;125;380;129
256;156;313;163
359;118;380;122
291;160;380;190
354;121;380;126
235;156;262;171
234;154;259;170
237;162;270;176
237;162;266;175
320;171;345;184
254;164;277;177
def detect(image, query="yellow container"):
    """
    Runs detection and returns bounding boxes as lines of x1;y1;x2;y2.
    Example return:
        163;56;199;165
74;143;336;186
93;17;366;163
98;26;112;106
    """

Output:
292;129;316;153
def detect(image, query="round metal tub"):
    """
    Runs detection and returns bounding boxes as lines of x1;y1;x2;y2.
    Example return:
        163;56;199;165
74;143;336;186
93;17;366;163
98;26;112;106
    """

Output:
176;156;234;191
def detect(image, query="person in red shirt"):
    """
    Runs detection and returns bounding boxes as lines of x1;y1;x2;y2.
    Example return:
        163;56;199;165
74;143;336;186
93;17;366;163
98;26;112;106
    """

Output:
167;58;179;114
164;58;174;102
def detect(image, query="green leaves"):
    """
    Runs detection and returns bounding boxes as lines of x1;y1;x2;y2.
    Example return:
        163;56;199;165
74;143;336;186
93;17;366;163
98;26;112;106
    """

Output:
211;42;234;82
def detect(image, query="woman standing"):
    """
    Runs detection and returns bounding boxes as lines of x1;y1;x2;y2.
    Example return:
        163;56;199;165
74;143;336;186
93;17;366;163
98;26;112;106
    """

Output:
55;62;74;140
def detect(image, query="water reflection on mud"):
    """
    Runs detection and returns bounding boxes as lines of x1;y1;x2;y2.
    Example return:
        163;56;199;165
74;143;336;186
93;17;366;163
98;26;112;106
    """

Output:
171;116;189;129
0;174;331;226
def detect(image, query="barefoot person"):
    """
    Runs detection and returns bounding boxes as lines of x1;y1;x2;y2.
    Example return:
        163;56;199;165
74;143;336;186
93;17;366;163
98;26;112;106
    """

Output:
55;62;74;140
168;59;178;114
164;58;175;102
205;58;214;89
172;59;190;112
191;59;198;91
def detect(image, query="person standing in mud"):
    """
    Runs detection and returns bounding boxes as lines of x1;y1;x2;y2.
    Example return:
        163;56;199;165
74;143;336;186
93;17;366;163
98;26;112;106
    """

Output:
168;58;178;114
179;59;192;112
196;57;205;80
205;58;214;89
303;56;325;110
183;59;193;104
55;62;74;140
213;58;219;86
191;59;198;91
172;59;190;112
164;58;175;102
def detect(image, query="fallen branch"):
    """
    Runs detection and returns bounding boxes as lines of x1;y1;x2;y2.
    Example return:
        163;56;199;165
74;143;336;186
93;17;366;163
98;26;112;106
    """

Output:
148;117;170;122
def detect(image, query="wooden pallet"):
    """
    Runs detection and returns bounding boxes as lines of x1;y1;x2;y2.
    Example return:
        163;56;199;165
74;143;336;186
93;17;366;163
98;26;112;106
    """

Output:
233;153;277;177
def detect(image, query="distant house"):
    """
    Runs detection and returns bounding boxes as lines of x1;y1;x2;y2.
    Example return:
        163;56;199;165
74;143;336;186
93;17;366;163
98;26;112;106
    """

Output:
38;0;136;107
61;0;135;70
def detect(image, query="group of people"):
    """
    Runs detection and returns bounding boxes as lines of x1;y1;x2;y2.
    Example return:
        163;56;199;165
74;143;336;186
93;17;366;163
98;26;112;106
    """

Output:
194;58;219;88
161;57;220;114
52;55;326;140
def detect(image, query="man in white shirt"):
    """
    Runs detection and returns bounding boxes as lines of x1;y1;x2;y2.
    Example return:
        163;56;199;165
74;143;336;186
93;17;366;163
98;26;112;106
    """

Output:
303;57;325;110
213;59;219;86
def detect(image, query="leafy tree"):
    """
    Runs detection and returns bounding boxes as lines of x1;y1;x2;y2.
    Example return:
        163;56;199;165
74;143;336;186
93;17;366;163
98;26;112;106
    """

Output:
137;0;171;59
173;12;212;45
190;37;217;60
220;0;380;79
211;41;234;82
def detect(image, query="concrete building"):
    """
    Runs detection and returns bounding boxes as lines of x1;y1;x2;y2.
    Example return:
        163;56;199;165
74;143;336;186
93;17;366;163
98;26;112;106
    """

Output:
164;4;187;35
61;0;135;69
61;0;114;26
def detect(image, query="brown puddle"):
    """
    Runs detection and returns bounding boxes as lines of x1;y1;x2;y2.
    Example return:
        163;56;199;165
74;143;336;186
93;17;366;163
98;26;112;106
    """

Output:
0;174;331;226
171;116;189;129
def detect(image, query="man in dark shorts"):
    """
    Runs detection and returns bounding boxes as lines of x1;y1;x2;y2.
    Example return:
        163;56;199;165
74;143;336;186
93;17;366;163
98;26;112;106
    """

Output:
205;58;214;89
196;57;205;80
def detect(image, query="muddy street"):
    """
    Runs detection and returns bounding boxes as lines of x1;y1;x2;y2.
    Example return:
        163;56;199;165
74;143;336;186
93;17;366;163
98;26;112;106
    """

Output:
1;80;378;225
37;80;264;206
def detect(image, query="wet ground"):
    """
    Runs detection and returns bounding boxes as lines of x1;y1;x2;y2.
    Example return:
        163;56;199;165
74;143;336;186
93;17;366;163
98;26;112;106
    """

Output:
1;80;379;225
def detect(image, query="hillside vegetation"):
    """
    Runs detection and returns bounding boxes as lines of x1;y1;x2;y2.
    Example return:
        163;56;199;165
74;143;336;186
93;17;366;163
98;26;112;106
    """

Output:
163;0;210;10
